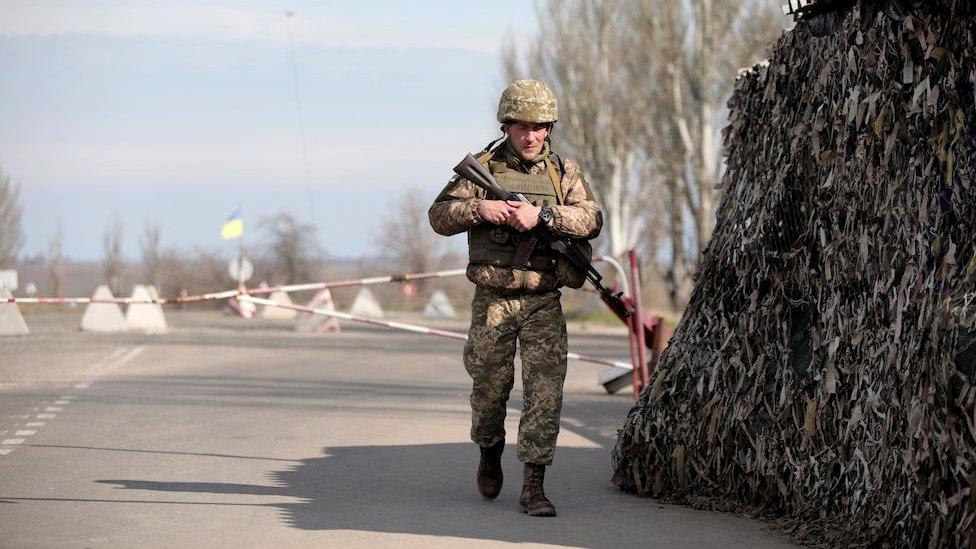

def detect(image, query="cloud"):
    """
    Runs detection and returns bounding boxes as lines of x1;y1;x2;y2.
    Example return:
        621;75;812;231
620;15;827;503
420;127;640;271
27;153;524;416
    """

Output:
0;1;516;53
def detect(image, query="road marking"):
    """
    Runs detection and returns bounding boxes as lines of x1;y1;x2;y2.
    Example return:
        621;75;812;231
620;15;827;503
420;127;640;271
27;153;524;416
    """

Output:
86;346;145;377
1;346;144;458
104;347;128;362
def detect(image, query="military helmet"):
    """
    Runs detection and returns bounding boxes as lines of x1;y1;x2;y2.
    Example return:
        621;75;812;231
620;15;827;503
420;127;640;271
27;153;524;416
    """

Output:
496;79;558;124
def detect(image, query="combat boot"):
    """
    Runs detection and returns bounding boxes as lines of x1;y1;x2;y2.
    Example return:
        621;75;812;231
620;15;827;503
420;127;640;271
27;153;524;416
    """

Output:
518;463;557;517
476;440;504;500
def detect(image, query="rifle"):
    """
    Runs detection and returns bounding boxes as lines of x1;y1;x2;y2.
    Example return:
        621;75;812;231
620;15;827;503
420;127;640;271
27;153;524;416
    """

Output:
453;153;630;319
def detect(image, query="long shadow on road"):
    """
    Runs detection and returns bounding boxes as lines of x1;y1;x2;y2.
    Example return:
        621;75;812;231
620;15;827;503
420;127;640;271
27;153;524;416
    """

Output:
96;442;787;549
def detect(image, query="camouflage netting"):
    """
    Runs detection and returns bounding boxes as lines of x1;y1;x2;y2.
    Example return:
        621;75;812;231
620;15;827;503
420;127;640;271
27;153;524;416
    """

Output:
611;2;975;546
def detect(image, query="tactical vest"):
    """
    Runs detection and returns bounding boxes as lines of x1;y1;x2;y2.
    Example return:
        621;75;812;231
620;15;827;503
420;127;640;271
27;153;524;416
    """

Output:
467;155;564;272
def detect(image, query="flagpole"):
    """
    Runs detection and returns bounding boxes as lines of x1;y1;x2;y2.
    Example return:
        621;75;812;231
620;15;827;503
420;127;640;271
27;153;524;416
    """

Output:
237;203;245;292
221;206;247;292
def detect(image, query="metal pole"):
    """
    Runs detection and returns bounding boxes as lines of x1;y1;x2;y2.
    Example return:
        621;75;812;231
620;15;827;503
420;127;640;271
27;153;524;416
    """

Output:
237;206;246;293
596;254;640;397
8;268;469;306
625;298;641;398
245;268;468;295
7;288;240;306
240;295;633;370
629;250;649;388
593;255;630;297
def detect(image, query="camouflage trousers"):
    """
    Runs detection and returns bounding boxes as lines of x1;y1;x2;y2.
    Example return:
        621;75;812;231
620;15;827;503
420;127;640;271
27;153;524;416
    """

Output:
463;286;568;465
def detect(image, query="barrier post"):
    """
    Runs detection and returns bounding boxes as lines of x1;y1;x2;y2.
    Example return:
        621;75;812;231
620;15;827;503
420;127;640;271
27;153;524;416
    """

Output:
629;250;649;390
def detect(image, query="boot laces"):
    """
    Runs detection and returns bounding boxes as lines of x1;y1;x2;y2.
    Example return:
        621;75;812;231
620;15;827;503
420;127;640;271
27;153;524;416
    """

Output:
523;465;546;495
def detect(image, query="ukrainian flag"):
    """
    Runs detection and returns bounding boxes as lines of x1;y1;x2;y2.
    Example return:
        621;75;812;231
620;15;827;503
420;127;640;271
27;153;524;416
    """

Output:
221;207;244;240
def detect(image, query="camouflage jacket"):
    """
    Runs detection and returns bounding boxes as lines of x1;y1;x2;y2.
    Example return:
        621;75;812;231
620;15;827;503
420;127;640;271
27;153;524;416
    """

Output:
428;141;603;293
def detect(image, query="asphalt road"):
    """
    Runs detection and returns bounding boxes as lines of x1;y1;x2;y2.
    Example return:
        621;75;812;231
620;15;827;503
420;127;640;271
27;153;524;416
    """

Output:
0;310;795;548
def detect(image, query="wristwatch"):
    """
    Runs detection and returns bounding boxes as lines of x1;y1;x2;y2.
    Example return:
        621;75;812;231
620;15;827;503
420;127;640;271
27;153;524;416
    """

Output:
538;204;554;226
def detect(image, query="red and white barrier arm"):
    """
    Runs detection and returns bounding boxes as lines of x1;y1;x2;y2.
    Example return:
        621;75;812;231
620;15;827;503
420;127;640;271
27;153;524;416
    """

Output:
6;288;240;305
166;289;242;304
245;268;468;295
10;262;580;306
5;267;466;305
239;295;632;370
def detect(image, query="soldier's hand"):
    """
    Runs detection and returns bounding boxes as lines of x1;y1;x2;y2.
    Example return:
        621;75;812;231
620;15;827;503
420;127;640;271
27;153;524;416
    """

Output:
477;199;517;225
505;201;541;232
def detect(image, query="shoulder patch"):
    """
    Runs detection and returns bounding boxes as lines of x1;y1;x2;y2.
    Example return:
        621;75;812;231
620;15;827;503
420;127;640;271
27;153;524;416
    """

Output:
561;158;581;174
562;159;595;202
434;178;463;202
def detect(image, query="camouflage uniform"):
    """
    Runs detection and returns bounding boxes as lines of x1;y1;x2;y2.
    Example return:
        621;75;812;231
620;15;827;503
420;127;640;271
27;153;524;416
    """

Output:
429;137;602;465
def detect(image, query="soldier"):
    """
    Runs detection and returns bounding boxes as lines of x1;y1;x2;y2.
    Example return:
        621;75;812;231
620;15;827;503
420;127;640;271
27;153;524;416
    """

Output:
428;79;602;517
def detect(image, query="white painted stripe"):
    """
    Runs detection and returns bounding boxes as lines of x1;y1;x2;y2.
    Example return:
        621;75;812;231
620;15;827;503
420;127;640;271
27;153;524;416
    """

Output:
45;407;62;412
25;422;45;427
74;382;91;389
387;321;432;335
37;414;55;419
0;449;12;455
53;400;70;405
359;276;392;285
2;439;25;445
86;346;145;377
107;347;128;361
14;430;36;436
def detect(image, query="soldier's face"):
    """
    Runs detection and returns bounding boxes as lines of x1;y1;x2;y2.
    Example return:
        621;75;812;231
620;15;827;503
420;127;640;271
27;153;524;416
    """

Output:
505;122;550;161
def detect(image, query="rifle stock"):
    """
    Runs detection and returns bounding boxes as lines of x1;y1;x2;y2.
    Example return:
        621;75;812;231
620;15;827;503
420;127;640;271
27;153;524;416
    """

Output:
453;155;526;201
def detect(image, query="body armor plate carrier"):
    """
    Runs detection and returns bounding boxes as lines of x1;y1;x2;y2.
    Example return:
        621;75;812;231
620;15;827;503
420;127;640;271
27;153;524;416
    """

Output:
467;157;562;272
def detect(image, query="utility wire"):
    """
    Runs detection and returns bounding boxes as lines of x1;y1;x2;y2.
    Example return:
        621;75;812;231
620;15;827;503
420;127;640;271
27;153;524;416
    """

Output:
285;11;315;220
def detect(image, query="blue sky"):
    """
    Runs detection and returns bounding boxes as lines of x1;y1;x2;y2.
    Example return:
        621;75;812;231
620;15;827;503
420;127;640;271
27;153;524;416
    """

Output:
0;0;537;260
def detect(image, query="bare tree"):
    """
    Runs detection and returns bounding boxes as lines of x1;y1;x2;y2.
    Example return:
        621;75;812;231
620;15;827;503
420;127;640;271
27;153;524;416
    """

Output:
49;221;65;297
505;0;781;309
504;0;648;259
102;213;126;295
0;166;25;267
376;189;446;276
633;0;782;254
259;212;322;284
140;220;161;287
633;0;781;308
144;246;232;308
